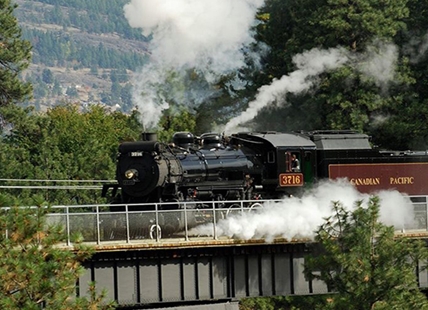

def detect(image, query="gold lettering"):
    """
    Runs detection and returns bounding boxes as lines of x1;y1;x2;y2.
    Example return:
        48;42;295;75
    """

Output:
350;178;380;186
390;177;414;185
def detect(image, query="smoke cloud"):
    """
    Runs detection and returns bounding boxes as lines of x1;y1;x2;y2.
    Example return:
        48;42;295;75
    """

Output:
404;32;428;64
224;41;400;133
191;179;415;241
123;0;266;129
357;40;398;92
124;0;401;132
224;47;349;133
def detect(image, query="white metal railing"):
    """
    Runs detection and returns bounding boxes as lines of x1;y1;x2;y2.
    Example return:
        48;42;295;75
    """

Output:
40;196;428;245
44;199;269;245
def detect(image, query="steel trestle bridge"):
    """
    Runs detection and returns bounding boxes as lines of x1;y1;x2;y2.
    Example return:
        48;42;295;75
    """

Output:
40;197;428;309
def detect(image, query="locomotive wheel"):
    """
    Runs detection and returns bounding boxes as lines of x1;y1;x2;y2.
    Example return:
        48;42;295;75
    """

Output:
149;224;162;240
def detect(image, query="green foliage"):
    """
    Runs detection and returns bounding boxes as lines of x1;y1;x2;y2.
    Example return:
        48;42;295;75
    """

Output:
304;197;428;309
315;0;409;51
9;0;428;150
0;0;33;106
17;0;145;40
239;295;332;310
369;0;428;149
24;29;147;70
42;68;53;84
0;194;116;309
242;0;424;149
157;107;197;142
0;104;142;204
12;0;148;113
239;296;288;310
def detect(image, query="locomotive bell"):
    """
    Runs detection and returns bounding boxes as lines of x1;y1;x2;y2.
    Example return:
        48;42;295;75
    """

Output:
173;132;194;149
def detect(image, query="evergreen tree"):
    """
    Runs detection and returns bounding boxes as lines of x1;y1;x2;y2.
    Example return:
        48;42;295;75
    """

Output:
0;194;116;309
369;0;428;150
0;0;32;106
244;0;412;139
304;197;428;309
41;68;53;84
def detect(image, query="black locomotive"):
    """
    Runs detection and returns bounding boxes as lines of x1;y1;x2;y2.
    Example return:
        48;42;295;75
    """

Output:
103;131;309;205
102;130;428;206
101;130;428;239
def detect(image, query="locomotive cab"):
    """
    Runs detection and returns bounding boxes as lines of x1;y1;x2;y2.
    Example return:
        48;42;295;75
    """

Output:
230;132;317;197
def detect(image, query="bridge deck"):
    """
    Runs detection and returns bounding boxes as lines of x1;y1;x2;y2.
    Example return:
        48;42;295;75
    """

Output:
61;230;428;253
76;237;311;252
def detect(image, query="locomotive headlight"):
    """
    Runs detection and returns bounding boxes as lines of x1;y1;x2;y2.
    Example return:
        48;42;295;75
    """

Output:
124;169;138;179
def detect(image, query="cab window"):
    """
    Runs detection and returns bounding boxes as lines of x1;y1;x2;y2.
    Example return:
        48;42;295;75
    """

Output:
285;151;300;172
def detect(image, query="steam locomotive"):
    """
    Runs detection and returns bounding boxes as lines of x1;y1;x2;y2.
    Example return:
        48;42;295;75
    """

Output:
101;130;428;239
103;130;428;205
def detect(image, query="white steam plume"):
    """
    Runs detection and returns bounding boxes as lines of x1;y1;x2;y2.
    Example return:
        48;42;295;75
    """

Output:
191;179;415;241
404;32;428;64
224;47;349;133
358;40;398;92
224;41;400;133
124;0;400;132
123;0;266;129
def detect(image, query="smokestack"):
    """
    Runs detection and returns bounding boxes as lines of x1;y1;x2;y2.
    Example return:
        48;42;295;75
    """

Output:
141;132;158;141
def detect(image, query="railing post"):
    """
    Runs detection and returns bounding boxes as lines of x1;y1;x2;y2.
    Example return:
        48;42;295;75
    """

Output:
155;203;160;242
212;201;217;240
126;204;130;243
66;206;71;246
184;202;189;241
96;205;101;245
425;196;428;231
5;209;8;240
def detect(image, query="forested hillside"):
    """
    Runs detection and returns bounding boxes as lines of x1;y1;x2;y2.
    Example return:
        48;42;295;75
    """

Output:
9;0;428;151
14;0;148;111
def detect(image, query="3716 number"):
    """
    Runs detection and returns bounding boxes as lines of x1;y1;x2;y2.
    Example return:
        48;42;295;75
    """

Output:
279;173;303;186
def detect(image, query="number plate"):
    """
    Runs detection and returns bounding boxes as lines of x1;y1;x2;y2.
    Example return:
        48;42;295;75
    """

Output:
279;173;304;187
130;151;143;157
